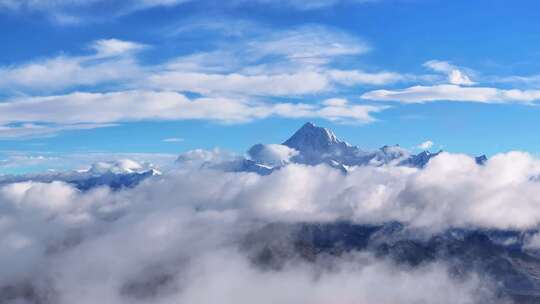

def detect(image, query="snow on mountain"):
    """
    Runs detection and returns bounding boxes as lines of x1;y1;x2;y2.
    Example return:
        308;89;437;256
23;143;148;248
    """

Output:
281;122;442;169
0;159;160;191
175;122;487;175
88;159;148;175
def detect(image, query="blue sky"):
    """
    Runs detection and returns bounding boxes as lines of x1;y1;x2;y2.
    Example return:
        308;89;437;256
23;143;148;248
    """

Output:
2;0;540;173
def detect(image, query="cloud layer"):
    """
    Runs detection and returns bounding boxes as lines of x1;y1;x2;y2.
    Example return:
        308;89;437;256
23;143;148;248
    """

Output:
362;84;540;104
0;25;399;138
6;150;535;303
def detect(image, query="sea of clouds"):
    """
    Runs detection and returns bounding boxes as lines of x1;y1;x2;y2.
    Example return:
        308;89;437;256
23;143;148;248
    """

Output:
3;150;540;303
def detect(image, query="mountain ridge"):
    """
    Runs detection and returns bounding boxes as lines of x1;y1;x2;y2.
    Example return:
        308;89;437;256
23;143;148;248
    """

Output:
235;121;478;174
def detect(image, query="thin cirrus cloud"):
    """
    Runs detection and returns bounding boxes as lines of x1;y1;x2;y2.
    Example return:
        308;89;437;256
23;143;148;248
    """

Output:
162;137;184;143
361;84;540;104
0;123;117;140
0;25;401;138
0;91;386;136
361;60;540;104
148;25;404;96
0;26;400;96
0;0;378;24
0;0;192;23
0;39;146;93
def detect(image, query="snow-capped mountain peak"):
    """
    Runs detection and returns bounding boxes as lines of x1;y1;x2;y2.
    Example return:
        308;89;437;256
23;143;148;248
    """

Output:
176;122;487;175
283;122;343;152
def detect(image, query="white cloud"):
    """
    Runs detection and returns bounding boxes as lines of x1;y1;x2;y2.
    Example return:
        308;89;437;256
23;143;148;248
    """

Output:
248;26;369;64
0;26;402;99
148;71;331;96
448;69;474;86
0;0;192;22
247;144;299;166
0;0;379;24
417;140;434;150
90;39;147;57
0;153;521;303
8;149;540;302
328;69;405;86
0;151;177;173
0;27;401;138
0;123;116;139
0;39;145;93
5;150;540;302
361;84;540;104
233;0;375;10
162;137;184;143
156;150;540;231
0;26;402;139
149;25;403;96
0;91;387;125
423;60;475;86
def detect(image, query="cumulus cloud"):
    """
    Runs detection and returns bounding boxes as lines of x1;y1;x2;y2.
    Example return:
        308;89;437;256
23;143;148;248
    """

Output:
1;151;521;303
151;150;540;230
7;149;540;302
423;60;475;86
247;144;299;167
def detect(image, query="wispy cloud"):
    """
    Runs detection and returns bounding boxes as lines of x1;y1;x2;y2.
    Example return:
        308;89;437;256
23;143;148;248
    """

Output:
0;123;117;139
162;137;184;143
0;39;145;93
148;25;406;96
0;24;401;137
0;91;387;125
362;84;540;104
0;0;192;23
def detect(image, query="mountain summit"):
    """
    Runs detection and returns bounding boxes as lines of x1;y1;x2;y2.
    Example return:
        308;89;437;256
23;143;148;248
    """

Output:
283;122;342;152
282;122;360;165
178;122;486;175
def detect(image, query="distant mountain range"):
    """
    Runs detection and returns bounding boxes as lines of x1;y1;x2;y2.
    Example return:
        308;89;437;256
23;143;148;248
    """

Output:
214;122;487;175
0;122;487;190
0;160;161;191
